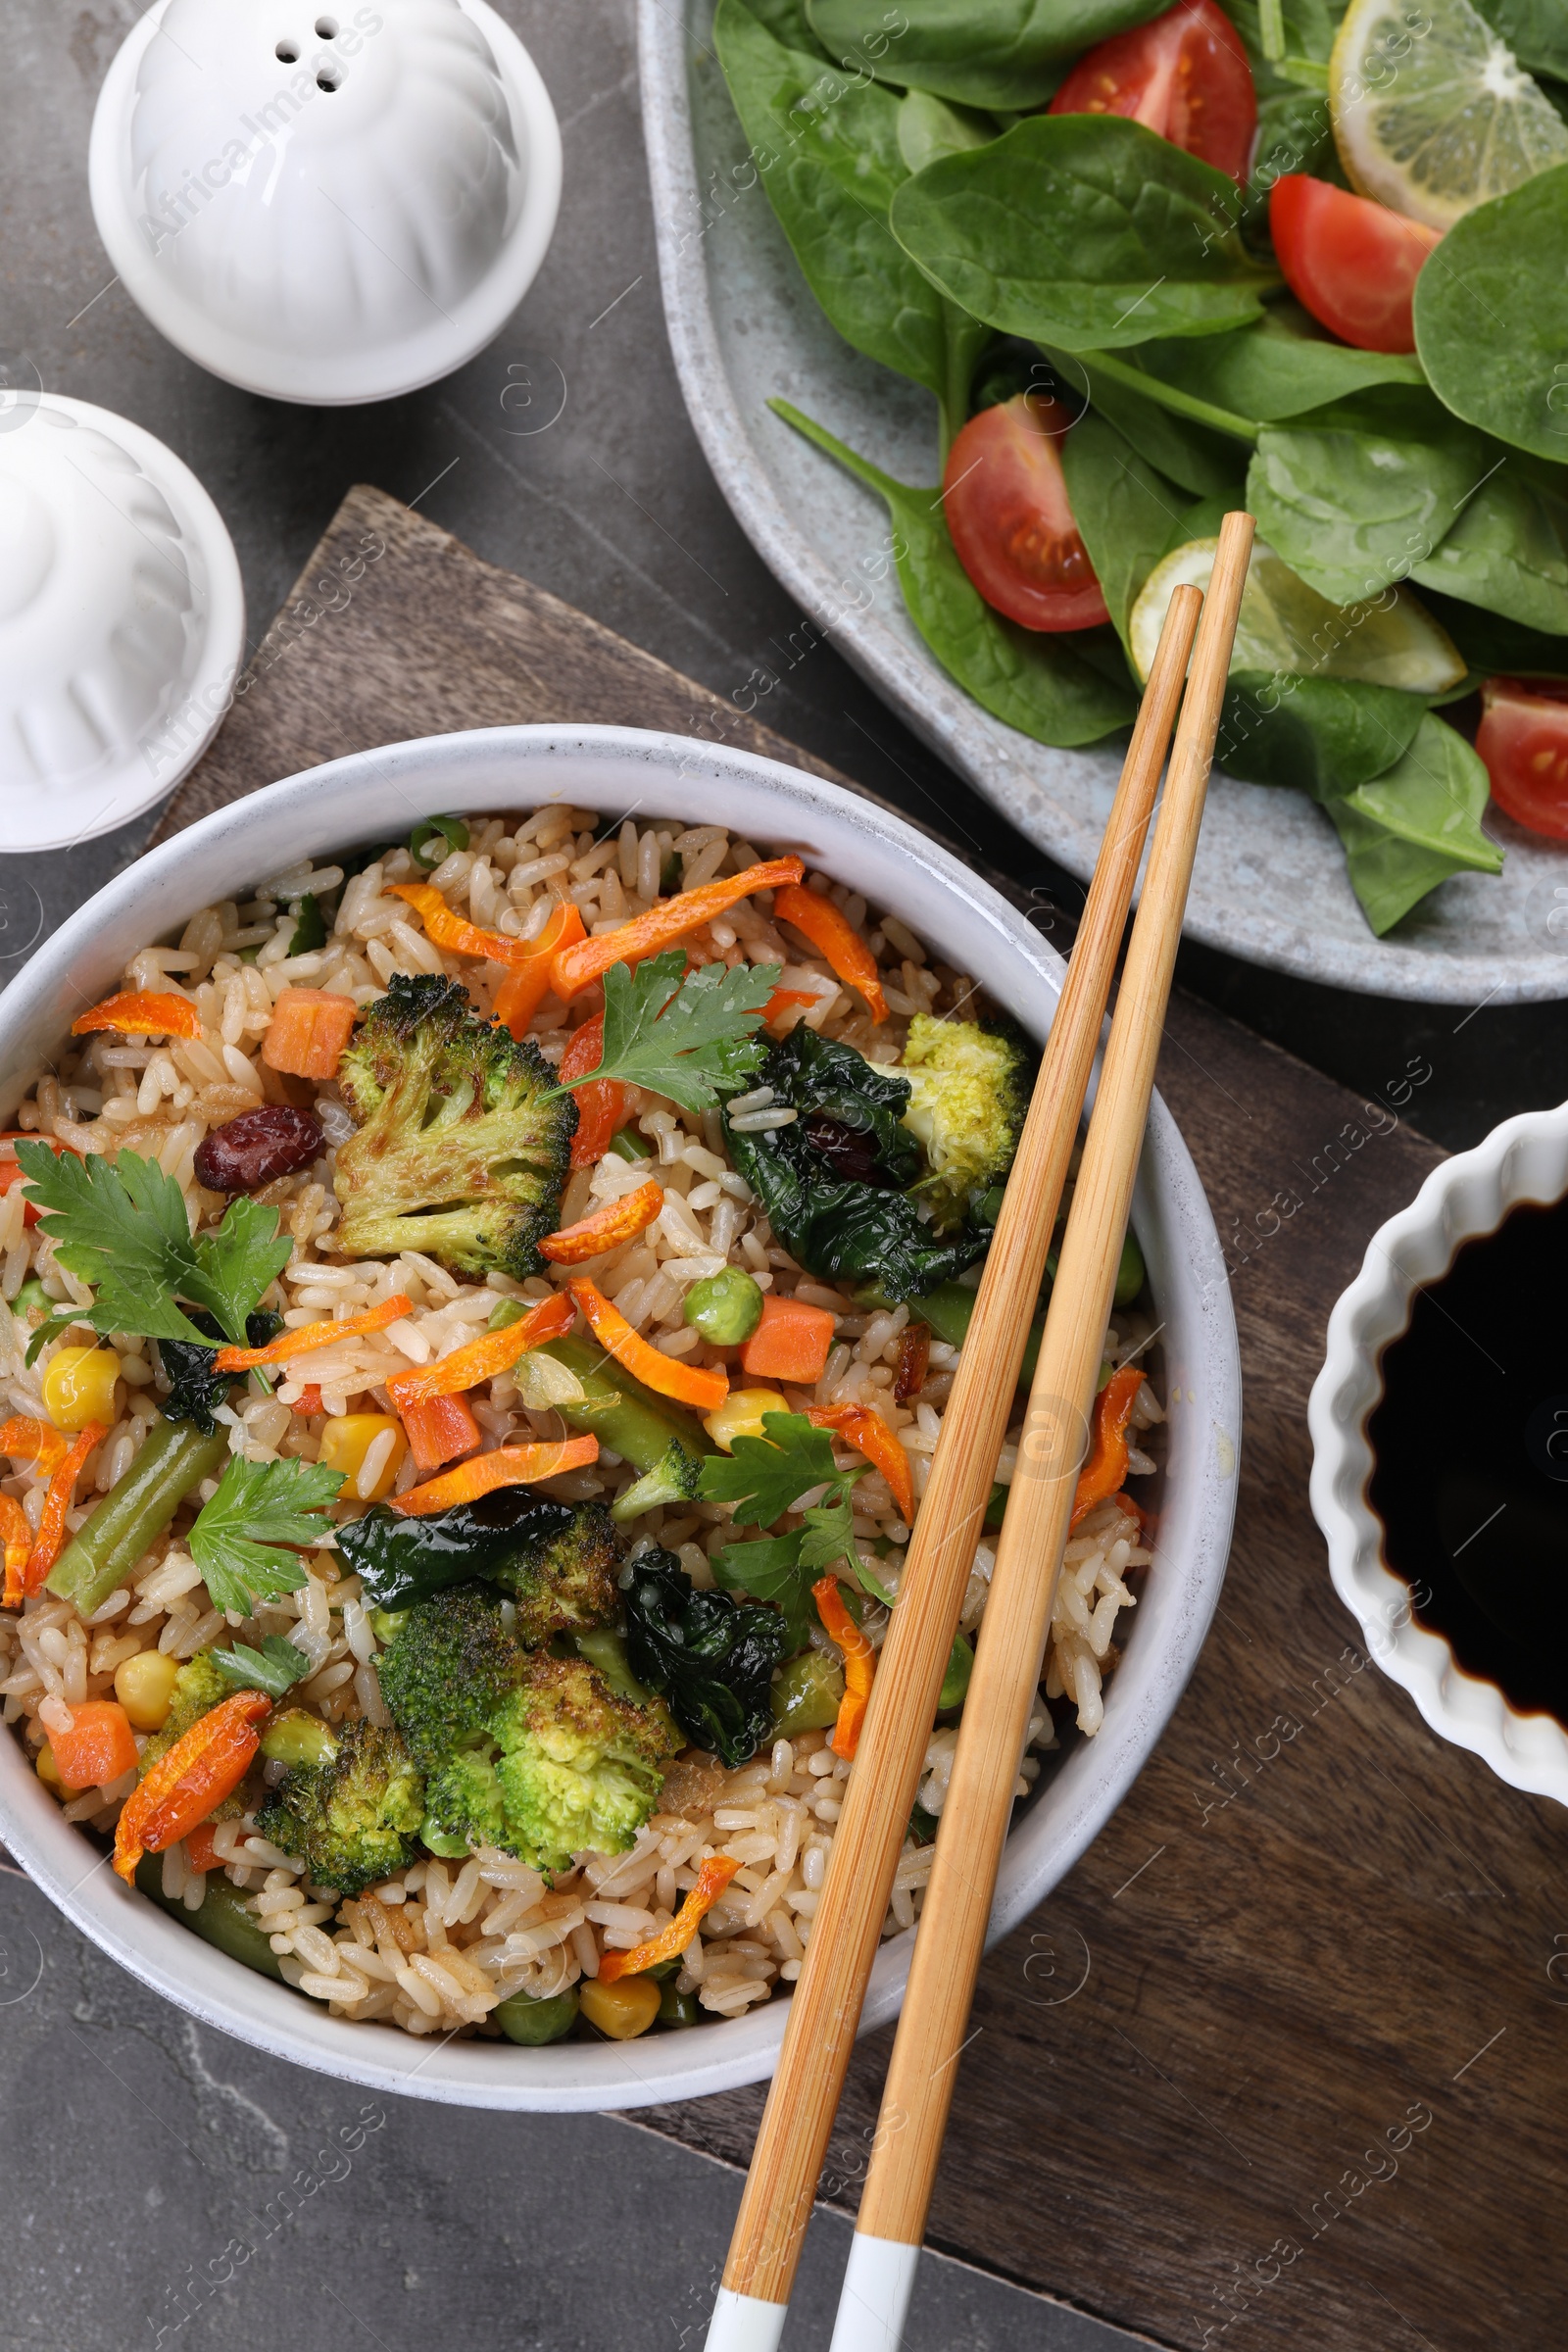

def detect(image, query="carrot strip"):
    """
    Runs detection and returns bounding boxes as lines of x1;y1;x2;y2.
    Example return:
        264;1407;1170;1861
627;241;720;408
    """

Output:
0;1495;31;1608
71;990;201;1040
400;1393;482;1478
114;1690;270;1882
47;1699;139;1791
388;1436;600;1517
540;1179;663;1264
493;903;590;1038
213;1294;413;1371
386;1291;575;1410
812;1577;875;1761
551;858;805;999
0;1417;70;1476
763;987;819;1029
25;1422;107;1592
567;1276;729;1413
387;881;580;975
1069;1365;1147;1531
261;989;357;1080
808;1404;915;1528
771;883;888;1022
559;1013;636;1168
597;1855;743;1983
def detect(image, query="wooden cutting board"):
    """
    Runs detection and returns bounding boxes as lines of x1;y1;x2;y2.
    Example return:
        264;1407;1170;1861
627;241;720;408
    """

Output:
167;486;1564;2352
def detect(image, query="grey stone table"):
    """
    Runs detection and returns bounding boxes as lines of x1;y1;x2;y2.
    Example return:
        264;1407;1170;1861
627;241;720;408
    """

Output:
0;4;1556;2348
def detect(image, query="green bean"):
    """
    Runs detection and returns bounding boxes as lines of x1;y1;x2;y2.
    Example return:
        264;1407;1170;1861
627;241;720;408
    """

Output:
134;1856;284;1981
495;1986;580;2044
48;1418;228;1613
1114;1228;1146;1307
657;1984;701;2029
683;1266;763;1347
536;1336;716;1519
770;1649;844;1735
939;1634;973;1710
486;1297;526;1332
610;1128;654;1162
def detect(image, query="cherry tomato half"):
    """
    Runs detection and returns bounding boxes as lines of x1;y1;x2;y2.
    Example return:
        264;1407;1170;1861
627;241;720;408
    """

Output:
1477;676;1568;839
1049;0;1257;184
943;394;1109;635
1268;174;1444;355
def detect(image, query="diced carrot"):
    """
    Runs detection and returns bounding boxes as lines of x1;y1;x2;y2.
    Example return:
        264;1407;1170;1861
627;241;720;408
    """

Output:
597;1855;742;1982
740;1294;837;1386
47;1699;139;1791
0;1136;80;1228
1069;1365;1147;1530
70;990;201;1040
894;1322;930;1404
0;1416;70;1476
771;884;888;1022
0;1494;30;1608
114;1690;271;1883
550;858;805;999
25;1422;106;1592
293;1385;324;1418
812;1577;875;1760
261;988;357;1080
399;1393;482;1478
184;1821;222;1874
386;1291;574;1411
540;1179;663;1264
213;1294;413;1371
388;1436;600;1516
808;1403;914;1528
567;1277;729;1413
492;902;588;1037
559;1014;636;1169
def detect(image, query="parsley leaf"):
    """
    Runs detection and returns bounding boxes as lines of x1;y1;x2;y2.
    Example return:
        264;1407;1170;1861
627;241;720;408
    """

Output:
212;1636;313;1699
189;1456;345;1615
711;1533;816;1649
18;1145;292;1362
797;1494;860;1578
558;951;781;1115
699;1410;855;1526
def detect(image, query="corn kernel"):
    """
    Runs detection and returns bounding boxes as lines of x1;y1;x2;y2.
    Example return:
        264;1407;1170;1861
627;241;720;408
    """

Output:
35;1744;61;1788
42;1345;121;1432
578;1974;662;2039
115;1647;181;1731
704;1387;788;1453
318;1413;407;1501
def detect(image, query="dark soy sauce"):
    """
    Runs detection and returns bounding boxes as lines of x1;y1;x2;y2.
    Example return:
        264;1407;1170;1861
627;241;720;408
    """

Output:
1367;1198;1568;1724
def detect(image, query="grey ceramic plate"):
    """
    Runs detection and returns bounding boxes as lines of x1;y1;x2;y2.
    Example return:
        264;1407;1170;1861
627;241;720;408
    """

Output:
638;0;1568;1005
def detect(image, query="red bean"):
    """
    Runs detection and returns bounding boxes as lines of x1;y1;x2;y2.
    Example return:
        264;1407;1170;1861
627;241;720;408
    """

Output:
193;1104;323;1195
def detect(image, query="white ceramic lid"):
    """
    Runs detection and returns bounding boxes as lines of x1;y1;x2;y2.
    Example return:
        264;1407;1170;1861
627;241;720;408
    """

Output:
88;0;563;406
0;393;244;849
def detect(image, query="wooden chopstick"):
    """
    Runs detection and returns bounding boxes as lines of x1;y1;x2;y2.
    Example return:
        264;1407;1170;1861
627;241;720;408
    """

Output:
823;510;1255;2352
703;578;1205;2352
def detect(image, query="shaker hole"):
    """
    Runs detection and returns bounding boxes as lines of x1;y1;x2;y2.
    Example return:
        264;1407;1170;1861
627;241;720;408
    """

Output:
317;64;341;88
316;14;339;32
275;39;299;60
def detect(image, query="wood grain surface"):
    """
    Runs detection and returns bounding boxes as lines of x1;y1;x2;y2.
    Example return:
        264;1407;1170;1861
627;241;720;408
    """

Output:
165;488;1564;2352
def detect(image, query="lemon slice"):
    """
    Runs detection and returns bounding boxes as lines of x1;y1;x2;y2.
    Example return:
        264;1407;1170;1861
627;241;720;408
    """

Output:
1128;538;1466;693
1331;0;1568;231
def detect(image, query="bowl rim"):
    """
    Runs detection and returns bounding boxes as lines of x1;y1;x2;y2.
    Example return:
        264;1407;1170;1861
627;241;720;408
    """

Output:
1308;1100;1568;1804
0;722;1241;2107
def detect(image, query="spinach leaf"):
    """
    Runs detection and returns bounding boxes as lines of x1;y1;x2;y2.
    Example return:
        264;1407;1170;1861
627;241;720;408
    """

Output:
1059;409;1191;649
1327;713;1503;935
716;0;987;440
1138;312;1428;425
888;116;1272;352
1247;394;1492;607
336;1492;594;1612
1410;462;1568;634
622;1549;788;1767
808;0;1168;110
746;0;830;52
896;89;996;174
1216;672;1426;801
1418;588;1568;679
158;1310;282;1434
771;397;1137;744
1072;360;1250;499
1414;163;1568;461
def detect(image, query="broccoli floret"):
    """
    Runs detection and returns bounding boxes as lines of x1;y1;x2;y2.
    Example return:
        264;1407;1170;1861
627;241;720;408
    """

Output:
138;1650;233;1776
333;973;576;1279
486;1499;622;1644
379;1587;680;1874
900;1012;1034;1232
255;1718;425;1897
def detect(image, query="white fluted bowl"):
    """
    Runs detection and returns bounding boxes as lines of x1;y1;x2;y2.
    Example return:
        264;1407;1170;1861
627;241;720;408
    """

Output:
0;727;1240;2107
0;393;243;846
89;0;562;404
1310;1105;1568;1803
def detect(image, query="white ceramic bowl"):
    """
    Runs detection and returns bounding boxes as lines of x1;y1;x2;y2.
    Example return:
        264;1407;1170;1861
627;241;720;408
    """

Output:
0;726;1240;2109
89;0;562;405
1311;1106;1568;1804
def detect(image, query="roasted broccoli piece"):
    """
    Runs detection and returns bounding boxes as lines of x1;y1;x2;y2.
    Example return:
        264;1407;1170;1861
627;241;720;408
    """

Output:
255;1717;425;1897
336;1490;623;1634
333;973;576;1278
378;1586;680;1874
138;1649;233;1776
900;1013;1034;1232
485;1500;622;1644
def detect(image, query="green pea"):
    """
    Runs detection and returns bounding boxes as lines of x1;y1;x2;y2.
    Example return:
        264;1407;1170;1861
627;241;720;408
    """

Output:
1114;1229;1146;1307
684;1266;764;1347
938;1635;973;1711
419;1818;470;1859
10;1279;51;1324
486;1297;527;1332
259;1708;338;1769
770;1649;844;1735
610;1129;654;1162
370;1607;410;1644
658;1983;701;2029
495;1985;580;2045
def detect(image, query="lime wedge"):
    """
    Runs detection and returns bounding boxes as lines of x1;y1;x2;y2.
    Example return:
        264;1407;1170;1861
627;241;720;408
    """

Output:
1331;0;1568;231
1127;537;1466;692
